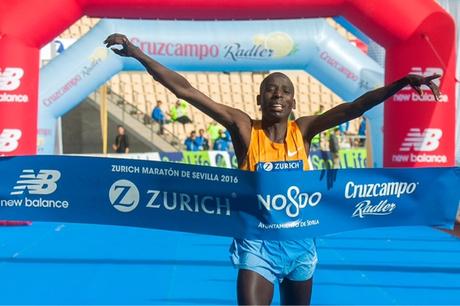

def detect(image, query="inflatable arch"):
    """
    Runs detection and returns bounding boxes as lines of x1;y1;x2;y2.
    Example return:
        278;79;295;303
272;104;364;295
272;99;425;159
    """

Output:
38;18;383;160
0;0;456;168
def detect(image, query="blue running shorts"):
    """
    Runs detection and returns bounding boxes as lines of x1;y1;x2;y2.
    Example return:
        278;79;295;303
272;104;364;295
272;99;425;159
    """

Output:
230;238;317;283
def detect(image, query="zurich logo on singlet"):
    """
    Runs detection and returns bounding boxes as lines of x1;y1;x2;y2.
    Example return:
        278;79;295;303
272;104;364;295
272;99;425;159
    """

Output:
256;160;303;172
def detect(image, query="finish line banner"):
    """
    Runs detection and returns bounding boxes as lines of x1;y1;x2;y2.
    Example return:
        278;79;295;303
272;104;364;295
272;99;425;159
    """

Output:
0;156;458;240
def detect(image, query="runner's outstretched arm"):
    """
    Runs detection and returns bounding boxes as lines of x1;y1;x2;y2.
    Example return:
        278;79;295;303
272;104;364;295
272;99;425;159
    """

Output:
299;74;441;142
104;33;251;131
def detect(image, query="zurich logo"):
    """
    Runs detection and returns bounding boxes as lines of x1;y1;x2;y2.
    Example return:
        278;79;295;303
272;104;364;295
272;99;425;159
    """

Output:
263;162;273;171
109;179;140;213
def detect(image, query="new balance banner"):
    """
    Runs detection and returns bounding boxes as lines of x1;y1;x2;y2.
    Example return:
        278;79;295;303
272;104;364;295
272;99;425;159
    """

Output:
0;156;458;240
0;39;39;155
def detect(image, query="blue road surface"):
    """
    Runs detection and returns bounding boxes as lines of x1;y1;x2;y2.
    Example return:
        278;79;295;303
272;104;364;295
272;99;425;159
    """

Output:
0;223;459;305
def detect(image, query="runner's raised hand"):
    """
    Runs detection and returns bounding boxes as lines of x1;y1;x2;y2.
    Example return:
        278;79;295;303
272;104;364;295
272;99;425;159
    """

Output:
104;33;139;57
406;74;441;101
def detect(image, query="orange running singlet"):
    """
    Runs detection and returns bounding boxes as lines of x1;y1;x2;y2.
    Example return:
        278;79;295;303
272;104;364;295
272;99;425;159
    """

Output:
240;120;310;171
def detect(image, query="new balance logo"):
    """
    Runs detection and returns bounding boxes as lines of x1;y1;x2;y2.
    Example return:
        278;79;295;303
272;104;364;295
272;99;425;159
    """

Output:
11;170;61;195
0;68;24;91
0;129;22;153
399;128;442;152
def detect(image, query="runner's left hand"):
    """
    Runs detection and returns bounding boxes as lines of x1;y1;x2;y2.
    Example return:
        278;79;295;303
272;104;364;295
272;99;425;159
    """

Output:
406;74;441;101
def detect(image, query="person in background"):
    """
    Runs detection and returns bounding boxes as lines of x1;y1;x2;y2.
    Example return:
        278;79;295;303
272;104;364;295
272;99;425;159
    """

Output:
151;100;168;135
184;130;199;151
170;99;193;133
224;129;234;151
358;116;367;147
176;100;193;124
113;125;129;154
310;131;320;151
207;121;221;148
213;129;230;151
195;128;210;150
328;127;341;169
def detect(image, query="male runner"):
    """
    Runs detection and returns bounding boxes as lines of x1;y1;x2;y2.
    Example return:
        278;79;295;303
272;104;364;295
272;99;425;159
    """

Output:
104;33;440;305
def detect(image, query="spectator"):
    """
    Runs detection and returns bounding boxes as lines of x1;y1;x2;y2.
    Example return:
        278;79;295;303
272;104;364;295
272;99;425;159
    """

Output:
184;130;199;151
213;129;230;151
151;100;168;135
207;121;220;147
170;99;192;133
328;128;340;169
195;128;210;150
224;129;234;151
358;117;366;146
112;125;129;154
310;133;320;151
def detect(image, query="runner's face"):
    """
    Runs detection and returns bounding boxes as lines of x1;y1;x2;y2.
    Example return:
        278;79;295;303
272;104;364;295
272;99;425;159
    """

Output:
258;74;295;121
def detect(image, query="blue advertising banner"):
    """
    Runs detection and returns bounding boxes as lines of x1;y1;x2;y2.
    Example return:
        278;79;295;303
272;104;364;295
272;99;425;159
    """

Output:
0;156;458;240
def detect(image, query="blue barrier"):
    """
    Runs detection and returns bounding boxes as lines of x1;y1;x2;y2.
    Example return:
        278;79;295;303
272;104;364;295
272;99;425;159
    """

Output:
1;156;458;239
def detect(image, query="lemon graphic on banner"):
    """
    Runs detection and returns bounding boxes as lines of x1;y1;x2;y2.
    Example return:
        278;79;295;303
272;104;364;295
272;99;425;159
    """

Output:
264;32;294;58
252;34;266;46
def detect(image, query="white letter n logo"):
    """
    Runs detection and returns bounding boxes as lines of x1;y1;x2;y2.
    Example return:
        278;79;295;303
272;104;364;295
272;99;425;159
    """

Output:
10;169;61;195
0;129;22;153
0;68;24;91
400;128;442;152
